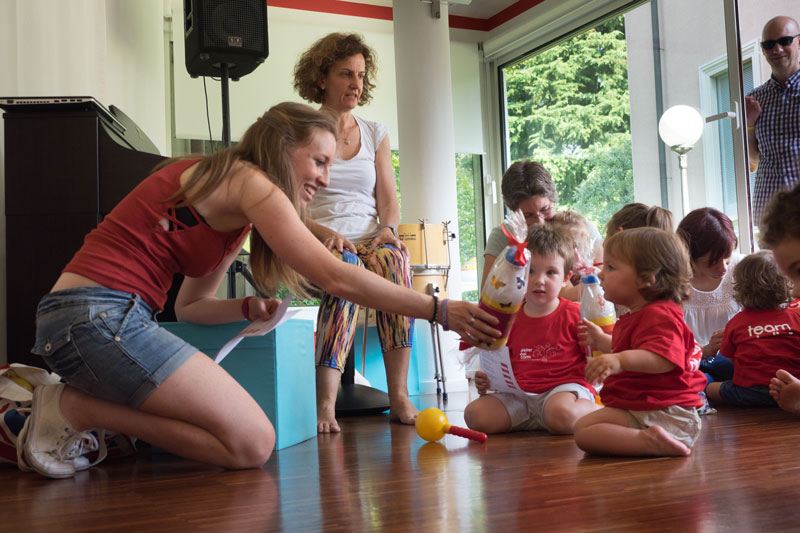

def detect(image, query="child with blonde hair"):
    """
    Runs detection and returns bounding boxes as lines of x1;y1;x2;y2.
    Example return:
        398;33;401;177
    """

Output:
550;210;601;301
706;250;800;407
760;184;800;412
464;224;599;435
605;203;673;239
575;228;706;456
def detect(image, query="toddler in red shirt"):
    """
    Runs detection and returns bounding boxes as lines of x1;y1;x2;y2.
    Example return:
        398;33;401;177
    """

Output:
464;224;599;435
706;251;800;407
575;228;706;456
761;185;800;412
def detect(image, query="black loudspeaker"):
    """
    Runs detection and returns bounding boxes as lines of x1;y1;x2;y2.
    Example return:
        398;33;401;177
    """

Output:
184;0;269;81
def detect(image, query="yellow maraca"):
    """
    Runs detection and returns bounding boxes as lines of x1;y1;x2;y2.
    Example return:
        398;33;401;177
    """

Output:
415;407;488;443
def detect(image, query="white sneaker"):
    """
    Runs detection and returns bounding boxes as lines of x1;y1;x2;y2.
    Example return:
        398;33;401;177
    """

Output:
17;384;104;478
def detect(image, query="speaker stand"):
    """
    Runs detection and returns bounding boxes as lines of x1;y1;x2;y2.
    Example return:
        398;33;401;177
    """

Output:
335;343;391;417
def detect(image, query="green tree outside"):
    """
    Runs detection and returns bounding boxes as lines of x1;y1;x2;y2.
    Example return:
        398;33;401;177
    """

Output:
503;15;632;229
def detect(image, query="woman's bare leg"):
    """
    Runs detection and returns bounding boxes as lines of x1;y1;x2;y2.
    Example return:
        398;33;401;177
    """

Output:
60;352;275;469
316;366;342;433
383;346;418;424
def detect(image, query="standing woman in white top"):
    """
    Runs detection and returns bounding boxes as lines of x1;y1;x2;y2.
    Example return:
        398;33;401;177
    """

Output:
294;33;417;432
677;207;741;382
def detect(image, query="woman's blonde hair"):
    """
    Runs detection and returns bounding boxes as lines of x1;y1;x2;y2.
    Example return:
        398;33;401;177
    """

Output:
164;102;337;297
606;203;673;238
293;32;378;105
733;250;792;310
604;227;692;304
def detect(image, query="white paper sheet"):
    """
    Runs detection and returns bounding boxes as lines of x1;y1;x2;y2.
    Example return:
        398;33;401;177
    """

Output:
479;346;525;394
214;297;301;364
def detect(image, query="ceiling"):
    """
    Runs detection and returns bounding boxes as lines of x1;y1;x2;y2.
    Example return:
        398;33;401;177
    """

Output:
354;1;523;21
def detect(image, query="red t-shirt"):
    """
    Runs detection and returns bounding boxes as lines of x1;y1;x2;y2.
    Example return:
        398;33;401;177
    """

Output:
505;298;595;394
720;307;800;387
64;159;250;310
600;300;705;410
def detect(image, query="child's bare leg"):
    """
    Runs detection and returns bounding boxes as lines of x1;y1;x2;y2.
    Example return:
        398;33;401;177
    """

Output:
769;369;800;414
542;391;599;435
383;346;419;425
316;366;341;433
464;395;512;434
573;407;690;456
705;381;724;404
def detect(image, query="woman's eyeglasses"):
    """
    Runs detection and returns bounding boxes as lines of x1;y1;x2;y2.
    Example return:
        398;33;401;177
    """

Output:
760;34;799;50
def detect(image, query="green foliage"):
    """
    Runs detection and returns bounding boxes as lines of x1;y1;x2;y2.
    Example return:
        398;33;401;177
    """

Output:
456;153;477;267
504;15;633;229
572;134;634;231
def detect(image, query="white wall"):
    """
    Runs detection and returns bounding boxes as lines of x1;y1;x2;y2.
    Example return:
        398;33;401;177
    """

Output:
0;0;167;365
171;3;484;155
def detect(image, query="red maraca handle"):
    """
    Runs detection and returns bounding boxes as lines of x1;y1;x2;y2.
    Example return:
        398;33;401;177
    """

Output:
447;425;488;443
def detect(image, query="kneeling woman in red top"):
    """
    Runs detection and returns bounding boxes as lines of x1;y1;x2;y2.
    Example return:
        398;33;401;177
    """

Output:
18;102;500;479
576;228;706;457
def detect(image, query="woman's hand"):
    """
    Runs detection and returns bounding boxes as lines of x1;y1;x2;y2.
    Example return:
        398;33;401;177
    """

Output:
447;300;501;347
244;297;282;322
367;226;409;255
702;329;724;361
323;232;357;254
585;352;623;386
473;370;490;396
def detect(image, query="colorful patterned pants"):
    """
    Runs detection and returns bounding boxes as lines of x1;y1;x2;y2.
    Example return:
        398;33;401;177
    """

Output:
315;242;414;371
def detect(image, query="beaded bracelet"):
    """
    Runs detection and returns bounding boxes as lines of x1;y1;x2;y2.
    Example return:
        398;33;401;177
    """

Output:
429;294;439;324
241;296;255;321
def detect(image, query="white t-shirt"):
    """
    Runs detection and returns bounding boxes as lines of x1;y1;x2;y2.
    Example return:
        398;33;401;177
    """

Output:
308;115;387;243
683;253;743;346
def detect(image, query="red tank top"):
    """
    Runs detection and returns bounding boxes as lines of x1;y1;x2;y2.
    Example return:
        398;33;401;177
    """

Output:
64;159;250;310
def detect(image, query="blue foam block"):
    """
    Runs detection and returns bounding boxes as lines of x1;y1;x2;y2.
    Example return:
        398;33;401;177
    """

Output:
161;319;316;450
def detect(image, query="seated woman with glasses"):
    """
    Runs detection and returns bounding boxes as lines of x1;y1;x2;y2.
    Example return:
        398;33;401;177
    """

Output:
480;160;603;293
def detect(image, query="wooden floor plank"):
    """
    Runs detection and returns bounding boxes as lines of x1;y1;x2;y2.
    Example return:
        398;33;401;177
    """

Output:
3;391;800;532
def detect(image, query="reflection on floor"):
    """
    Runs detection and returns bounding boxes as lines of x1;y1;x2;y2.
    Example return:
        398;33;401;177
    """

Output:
4;390;800;531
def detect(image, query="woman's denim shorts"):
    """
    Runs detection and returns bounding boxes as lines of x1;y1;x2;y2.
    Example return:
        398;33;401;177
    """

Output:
32;287;198;408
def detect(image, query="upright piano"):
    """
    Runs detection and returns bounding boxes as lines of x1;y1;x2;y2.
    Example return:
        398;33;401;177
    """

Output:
1;97;167;367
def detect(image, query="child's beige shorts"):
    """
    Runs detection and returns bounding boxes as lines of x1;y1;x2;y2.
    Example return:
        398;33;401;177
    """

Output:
627;405;702;447
492;383;595;432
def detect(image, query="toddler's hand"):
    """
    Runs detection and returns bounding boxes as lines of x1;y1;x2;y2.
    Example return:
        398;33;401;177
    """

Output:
585;353;622;386
577;318;603;347
473;370;490;396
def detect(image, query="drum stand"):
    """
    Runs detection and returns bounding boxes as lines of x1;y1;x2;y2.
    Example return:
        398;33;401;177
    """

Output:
426;282;448;402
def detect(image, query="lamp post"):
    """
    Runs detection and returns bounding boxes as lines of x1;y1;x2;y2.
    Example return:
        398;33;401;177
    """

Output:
658;105;704;217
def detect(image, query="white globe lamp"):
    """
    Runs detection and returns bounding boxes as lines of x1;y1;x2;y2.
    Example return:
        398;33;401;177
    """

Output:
658;105;704;216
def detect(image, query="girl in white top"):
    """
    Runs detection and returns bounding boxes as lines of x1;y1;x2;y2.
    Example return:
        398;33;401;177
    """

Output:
677;207;741;381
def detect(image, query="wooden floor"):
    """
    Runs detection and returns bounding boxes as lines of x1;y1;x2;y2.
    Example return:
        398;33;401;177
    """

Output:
4;390;800;532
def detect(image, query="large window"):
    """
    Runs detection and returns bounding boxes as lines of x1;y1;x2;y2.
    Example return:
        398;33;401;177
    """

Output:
500;15;632;233
490;0;787;252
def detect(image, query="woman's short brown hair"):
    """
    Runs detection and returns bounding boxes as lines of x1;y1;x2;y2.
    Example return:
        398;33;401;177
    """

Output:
733;250;792;310
293;33;377;105
604;227;692;304
501;160;557;211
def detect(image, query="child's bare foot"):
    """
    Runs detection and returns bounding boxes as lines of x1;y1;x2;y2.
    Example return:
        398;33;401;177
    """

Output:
640;425;691;456
388;396;419;425
317;401;341;433
769;369;800;414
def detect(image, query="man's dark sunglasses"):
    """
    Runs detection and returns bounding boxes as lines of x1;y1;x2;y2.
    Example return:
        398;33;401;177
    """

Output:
760;34;800;50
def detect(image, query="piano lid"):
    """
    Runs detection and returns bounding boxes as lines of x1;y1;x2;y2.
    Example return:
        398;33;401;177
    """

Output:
0;95;160;155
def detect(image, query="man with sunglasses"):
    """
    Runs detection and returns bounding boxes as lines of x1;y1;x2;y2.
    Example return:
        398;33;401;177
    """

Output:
745;16;800;226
